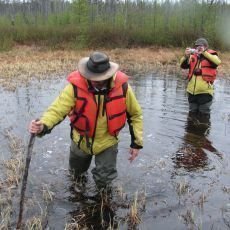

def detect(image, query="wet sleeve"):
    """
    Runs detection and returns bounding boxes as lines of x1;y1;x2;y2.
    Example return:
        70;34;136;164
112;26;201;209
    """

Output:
202;51;221;66
40;83;75;134
126;85;143;149
180;56;190;69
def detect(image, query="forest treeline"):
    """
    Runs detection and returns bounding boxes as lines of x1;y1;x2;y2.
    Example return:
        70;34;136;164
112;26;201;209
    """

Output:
0;0;229;51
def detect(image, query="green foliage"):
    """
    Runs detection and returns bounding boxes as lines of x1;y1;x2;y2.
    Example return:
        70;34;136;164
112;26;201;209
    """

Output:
0;33;13;51
0;0;229;50
71;0;89;25
0;21;14;51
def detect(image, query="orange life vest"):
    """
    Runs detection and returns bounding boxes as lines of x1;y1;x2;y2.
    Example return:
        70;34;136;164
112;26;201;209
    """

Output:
67;71;128;138
188;49;218;83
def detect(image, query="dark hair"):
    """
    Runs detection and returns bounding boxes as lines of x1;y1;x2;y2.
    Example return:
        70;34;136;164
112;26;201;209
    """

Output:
194;38;208;47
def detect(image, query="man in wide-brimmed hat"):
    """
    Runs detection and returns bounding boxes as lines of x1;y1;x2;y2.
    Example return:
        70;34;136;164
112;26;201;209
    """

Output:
180;38;221;115
29;51;143;191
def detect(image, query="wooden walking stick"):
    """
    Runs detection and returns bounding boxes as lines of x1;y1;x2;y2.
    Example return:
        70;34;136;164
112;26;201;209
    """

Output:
16;133;36;229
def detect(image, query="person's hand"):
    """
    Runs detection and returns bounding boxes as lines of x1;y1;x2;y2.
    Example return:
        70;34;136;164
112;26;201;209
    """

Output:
184;47;194;57
29;119;44;134
128;148;140;163
196;45;205;54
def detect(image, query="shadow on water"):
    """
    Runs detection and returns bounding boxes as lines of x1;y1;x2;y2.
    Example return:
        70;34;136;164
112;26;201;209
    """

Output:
0;74;230;229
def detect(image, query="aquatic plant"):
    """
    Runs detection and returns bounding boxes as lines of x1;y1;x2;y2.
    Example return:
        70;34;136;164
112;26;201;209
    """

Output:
25;216;43;230
197;192;207;209
64;219;86;230
128;191;141;226
3;129;24;185
180;209;195;227
0;129;25;228
42;184;54;204
0;205;12;229
175;179;190;197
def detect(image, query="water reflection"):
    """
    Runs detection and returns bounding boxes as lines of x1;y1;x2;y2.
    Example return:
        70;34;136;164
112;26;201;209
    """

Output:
173;112;222;171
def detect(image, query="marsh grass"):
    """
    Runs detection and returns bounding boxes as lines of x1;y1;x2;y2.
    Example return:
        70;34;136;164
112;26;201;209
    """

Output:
115;184;128;201
42;184;54;204
64;221;81;230
180;209;195;227
65;203;101;229
0;205;12;229
65;215;87;230
4;158;22;187
63;187;146;229
197;192;207;209
176;179;190;197
25;216;43;230
0;129;25;229
21;193;51;230
0;129;50;229
128;191;141;226
2;129;24;187
0;46;229;91
180;209;204;230
0;46;181;91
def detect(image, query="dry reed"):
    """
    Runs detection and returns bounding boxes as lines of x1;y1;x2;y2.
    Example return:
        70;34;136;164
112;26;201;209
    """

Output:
0;46;220;91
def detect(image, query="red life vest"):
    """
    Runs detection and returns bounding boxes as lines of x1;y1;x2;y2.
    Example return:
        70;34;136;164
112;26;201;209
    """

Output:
188;49;218;83
67;71;128;138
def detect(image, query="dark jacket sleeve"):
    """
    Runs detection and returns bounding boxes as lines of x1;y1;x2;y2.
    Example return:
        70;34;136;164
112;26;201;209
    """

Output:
126;84;143;149
180;56;190;69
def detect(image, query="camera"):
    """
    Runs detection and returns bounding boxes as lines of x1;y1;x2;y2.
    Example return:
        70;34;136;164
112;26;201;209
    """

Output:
189;48;196;54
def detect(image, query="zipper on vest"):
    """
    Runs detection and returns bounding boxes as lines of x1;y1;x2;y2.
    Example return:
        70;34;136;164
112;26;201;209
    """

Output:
193;76;197;94
102;95;105;116
103;94;109;116
77;135;83;149
90;94;101;154
193;59;200;94
85;133;91;150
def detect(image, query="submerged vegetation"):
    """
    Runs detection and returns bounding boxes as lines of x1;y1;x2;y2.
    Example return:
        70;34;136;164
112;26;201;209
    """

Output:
0;0;230;51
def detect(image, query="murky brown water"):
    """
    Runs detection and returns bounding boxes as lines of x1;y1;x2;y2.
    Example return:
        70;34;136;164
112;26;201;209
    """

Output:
0;73;230;229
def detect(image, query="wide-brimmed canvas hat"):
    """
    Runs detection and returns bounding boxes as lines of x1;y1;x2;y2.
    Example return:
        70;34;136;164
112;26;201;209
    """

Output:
78;51;119;81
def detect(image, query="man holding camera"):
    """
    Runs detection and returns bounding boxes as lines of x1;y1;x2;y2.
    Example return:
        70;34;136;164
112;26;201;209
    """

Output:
180;38;221;115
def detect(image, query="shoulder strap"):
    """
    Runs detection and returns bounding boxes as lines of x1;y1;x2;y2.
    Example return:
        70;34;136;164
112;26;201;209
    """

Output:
122;82;128;97
71;84;78;98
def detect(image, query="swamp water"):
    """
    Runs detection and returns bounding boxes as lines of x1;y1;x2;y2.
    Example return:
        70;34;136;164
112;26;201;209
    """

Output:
0;73;229;229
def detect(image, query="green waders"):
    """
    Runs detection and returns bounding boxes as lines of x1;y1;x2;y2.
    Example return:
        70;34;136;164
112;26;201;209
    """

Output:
69;141;118;189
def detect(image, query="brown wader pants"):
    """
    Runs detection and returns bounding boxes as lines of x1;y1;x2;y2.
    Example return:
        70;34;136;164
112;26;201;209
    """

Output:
69;141;118;189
